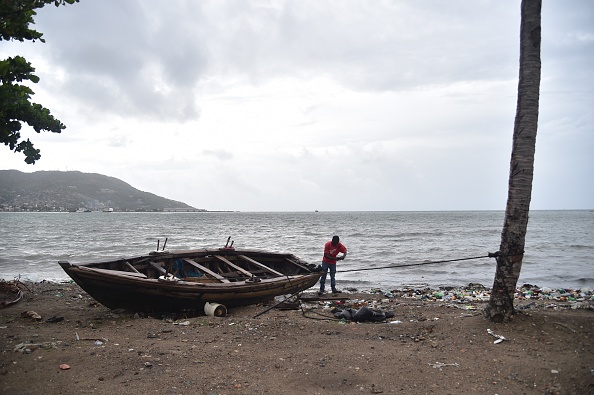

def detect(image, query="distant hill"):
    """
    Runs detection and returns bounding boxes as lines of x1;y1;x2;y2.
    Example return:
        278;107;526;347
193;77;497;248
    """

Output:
0;170;201;212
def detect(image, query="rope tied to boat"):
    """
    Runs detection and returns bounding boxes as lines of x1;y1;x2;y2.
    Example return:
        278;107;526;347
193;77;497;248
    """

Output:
335;253;496;274
253;251;517;319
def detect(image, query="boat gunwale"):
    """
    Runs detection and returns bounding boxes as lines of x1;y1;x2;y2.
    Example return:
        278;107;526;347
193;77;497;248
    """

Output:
65;248;303;267
65;264;320;288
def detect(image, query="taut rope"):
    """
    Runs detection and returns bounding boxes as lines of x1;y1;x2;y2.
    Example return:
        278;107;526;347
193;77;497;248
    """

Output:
336;254;493;274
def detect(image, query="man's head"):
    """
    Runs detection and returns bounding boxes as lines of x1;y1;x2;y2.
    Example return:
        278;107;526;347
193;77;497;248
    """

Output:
331;235;340;245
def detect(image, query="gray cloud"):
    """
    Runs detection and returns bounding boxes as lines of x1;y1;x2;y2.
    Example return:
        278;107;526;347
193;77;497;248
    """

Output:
2;0;591;211
202;149;233;161
34;0;522;119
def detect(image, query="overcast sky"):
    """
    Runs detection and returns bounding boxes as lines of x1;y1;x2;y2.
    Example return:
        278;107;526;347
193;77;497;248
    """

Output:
1;0;592;211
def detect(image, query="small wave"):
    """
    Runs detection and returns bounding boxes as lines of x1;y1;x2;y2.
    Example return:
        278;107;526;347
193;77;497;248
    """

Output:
2;211;593;289
567;244;594;250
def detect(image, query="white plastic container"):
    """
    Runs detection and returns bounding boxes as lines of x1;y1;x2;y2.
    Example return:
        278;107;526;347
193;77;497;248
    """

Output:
204;302;227;317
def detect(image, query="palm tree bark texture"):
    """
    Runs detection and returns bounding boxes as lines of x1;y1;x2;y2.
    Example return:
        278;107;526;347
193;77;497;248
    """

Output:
485;0;542;323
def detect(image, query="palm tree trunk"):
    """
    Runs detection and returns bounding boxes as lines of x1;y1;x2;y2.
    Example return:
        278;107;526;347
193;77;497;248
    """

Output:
484;0;542;323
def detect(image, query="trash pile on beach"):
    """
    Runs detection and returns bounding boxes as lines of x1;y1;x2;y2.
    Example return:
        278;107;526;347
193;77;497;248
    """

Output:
301;284;592;323
359;283;594;309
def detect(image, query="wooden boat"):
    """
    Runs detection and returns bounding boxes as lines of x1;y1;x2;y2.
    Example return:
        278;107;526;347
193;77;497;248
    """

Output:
59;247;322;314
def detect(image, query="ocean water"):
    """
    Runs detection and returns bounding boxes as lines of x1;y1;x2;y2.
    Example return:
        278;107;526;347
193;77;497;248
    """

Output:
0;211;592;290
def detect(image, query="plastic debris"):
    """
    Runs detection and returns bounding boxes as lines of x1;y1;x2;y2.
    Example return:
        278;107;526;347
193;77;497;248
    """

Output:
333;306;394;322
428;362;460;368
59;364;71;370
360;284;593;308
158;274;178;282
21;311;42;321
487;328;506;344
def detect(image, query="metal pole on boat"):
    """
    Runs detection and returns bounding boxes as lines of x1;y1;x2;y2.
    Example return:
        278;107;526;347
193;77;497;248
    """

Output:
162;237;168;251
225;236;231;248
157;239;160;251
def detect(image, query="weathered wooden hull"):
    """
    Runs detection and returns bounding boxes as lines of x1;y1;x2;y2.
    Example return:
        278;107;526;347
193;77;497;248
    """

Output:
59;248;322;314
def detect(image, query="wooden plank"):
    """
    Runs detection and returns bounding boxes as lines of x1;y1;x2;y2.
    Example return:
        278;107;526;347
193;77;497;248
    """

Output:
284;257;311;272
124;261;142;273
91;268;147;278
149;261;167;275
214;255;255;278
183;258;230;283
238;255;284;276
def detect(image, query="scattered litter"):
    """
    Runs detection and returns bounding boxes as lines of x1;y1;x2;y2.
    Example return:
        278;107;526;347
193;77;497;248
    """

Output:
367;284;594;307
158;274;178;282
59;364;71;370
333;306;394;322
551;369;559;374
21;311;42;321
455;305;477;310
273;294;300;310
428;362;459;369
46;315;64;323
389;320;403;324
487;328;506;344
74;332;108;343
204;302;227;317
14;342;56;353
173;320;190;326
516;302;537;310
0;279;24;308
15;343;40;353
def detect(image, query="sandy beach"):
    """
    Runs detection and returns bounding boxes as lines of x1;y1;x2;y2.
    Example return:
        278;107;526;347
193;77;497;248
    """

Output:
1;280;592;395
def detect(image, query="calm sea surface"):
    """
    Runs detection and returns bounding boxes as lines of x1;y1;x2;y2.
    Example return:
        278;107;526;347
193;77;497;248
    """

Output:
0;211;592;290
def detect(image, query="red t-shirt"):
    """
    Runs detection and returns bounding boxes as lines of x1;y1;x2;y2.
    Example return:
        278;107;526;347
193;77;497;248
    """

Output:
322;241;347;265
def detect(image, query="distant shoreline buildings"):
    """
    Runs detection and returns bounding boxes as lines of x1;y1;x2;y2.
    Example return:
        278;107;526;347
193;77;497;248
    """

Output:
163;208;207;212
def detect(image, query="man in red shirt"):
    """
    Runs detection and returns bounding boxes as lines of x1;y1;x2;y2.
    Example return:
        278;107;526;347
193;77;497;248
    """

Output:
319;235;347;296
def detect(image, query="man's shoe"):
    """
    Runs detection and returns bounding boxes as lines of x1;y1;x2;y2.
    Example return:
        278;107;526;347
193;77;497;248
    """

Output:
317;290;324;297
331;289;342;294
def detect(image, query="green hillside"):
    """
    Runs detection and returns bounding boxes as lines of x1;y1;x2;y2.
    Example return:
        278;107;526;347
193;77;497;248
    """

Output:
0;170;200;212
